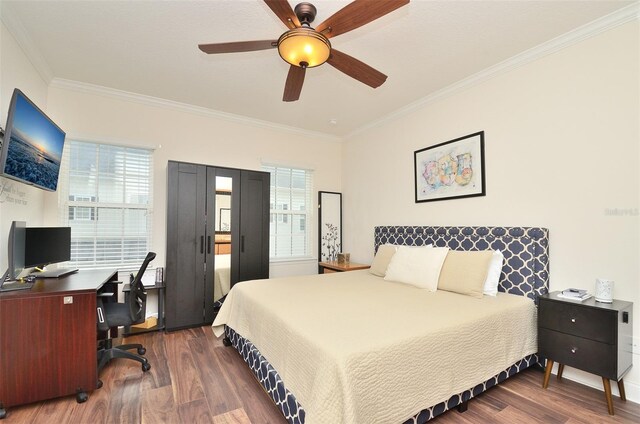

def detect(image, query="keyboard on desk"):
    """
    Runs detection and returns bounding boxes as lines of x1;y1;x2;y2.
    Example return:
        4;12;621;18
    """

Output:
34;268;79;278
0;280;34;292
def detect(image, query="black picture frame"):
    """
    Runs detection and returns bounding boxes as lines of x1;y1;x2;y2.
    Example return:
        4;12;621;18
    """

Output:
414;131;486;203
318;191;342;262
218;208;231;232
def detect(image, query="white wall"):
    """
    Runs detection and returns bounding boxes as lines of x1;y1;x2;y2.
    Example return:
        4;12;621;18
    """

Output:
44;85;342;276
342;20;640;400
0;22;48;271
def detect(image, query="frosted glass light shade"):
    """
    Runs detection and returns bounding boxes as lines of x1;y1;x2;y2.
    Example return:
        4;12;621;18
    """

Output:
277;28;331;68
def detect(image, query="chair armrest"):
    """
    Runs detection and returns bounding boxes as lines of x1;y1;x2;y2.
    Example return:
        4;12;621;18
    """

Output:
96;297;110;331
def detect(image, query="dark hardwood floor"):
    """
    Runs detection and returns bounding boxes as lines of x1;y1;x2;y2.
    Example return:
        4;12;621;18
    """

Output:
4;326;640;423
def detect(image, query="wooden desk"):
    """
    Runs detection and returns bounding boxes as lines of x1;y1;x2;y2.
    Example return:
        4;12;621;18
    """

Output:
0;269;118;418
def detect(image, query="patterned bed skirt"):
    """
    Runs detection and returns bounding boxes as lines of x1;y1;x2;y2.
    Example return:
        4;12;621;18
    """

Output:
225;326;540;424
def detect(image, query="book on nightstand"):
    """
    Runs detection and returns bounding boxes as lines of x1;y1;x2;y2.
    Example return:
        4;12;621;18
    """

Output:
557;289;592;302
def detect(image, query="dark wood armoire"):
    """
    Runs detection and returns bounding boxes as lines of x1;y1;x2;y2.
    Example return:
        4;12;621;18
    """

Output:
165;160;269;331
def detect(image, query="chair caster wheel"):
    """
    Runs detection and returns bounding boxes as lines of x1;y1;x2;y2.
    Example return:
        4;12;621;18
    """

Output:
97;379;103;389
222;337;232;347
76;391;88;403
137;347;146;355
142;362;151;372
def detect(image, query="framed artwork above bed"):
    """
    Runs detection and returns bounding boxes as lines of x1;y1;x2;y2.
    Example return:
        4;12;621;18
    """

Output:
414;131;486;203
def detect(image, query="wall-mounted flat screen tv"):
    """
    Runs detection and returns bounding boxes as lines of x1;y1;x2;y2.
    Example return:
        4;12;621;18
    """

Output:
0;88;66;191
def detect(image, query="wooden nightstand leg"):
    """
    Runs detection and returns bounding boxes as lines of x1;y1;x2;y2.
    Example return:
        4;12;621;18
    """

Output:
543;359;554;389
557;364;564;381
602;378;614;415
618;379;626;402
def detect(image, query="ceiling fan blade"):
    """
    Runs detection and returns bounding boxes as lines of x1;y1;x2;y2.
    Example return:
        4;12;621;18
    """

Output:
327;49;387;88
316;0;409;39
198;40;277;54
264;0;300;29
283;65;306;102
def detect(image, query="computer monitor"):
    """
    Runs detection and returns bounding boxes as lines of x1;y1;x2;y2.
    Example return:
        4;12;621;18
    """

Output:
24;227;71;268
7;221;26;280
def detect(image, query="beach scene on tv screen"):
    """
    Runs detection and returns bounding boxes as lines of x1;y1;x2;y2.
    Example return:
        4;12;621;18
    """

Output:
4;94;65;190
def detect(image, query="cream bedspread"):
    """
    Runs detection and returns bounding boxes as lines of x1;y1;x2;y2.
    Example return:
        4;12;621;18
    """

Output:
212;270;537;424
213;254;231;302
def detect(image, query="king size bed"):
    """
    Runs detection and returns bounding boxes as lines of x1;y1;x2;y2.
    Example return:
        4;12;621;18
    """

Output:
212;226;549;423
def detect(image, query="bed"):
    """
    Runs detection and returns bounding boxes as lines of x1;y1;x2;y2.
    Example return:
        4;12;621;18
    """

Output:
213;254;231;302
212;226;549;423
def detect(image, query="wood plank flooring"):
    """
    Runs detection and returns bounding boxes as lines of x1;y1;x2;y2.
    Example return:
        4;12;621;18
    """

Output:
4;326;640;423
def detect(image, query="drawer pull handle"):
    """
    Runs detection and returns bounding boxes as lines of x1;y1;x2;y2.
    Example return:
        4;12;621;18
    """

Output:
570;318;576;323
571;348;577;354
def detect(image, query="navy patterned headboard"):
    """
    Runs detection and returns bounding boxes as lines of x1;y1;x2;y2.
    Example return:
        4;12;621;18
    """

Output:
374;226;549;300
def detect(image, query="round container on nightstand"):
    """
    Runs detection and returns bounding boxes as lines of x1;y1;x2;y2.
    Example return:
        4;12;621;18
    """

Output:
595;278;614;303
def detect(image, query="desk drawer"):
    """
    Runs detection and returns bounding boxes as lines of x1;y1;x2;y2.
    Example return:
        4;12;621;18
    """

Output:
538;299;616;344
539;328;617;379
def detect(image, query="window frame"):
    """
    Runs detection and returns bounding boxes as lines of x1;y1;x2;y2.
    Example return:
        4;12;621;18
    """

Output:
58;140;154;271
263;164;314;261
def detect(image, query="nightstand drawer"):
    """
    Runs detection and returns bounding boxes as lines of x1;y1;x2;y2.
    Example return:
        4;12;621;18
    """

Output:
539;328;617;379
539;300;616;344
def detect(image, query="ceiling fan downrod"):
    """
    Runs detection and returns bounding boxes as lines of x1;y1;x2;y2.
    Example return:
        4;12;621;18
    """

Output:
294;2;317;27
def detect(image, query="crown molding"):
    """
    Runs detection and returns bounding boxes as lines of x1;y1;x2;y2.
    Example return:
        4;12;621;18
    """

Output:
3;1;637;142
49;78;341;142
0;3;53;85
345;2;640;139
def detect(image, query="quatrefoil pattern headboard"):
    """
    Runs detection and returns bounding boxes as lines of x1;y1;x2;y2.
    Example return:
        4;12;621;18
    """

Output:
374;226;549;300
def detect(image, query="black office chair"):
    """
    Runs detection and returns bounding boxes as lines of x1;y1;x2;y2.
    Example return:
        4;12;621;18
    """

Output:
97;252;156;373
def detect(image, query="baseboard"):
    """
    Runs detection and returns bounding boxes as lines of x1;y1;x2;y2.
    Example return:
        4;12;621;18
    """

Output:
552;363;640;403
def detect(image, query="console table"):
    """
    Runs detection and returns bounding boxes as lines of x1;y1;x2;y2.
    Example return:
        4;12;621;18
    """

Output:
0;269;118;418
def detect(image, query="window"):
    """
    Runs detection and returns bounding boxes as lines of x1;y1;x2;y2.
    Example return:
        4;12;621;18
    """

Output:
263;165;313;259
58;140;153;269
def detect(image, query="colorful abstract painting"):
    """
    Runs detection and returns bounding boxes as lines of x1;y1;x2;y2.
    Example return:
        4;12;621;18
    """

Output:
414;132;485;203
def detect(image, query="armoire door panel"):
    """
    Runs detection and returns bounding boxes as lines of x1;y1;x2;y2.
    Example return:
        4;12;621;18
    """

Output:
239;170;270;283
166;162;206;330
204;167;241;323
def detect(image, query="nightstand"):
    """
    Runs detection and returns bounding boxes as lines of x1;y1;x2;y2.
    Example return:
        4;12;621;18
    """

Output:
318;261;369;274
538;292;633;415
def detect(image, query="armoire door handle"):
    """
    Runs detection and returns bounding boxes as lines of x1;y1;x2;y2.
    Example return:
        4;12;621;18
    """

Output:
200;236;204;254
241;235;245;253
207;236;211;254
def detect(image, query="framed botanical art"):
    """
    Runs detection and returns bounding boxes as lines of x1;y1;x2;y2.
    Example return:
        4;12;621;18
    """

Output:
318;191;342;262
414;131;486;203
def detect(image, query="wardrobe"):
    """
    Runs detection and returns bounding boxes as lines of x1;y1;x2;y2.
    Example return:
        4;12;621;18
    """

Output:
165;161;270;331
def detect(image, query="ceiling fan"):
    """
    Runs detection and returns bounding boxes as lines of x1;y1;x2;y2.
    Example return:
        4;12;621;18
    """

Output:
198;0;410;102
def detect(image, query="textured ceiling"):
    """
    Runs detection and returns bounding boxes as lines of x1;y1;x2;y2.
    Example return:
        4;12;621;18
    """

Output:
1;0;634;137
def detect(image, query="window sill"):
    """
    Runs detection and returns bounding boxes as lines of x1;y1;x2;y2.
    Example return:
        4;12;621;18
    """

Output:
269;257;317;264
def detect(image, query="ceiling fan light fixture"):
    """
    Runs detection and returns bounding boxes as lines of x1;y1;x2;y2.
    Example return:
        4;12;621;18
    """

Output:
277;28;331;68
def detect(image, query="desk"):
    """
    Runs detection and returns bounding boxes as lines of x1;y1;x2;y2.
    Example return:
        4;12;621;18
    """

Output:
0;269;118;417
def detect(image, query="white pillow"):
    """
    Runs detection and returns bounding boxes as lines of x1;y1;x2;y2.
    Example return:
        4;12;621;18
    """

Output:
384;246;449;291
483;250;504;296
369;244;398;277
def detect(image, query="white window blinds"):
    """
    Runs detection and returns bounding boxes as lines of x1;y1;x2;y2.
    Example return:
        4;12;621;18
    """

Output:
58;140;153;269
262;165;313;259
